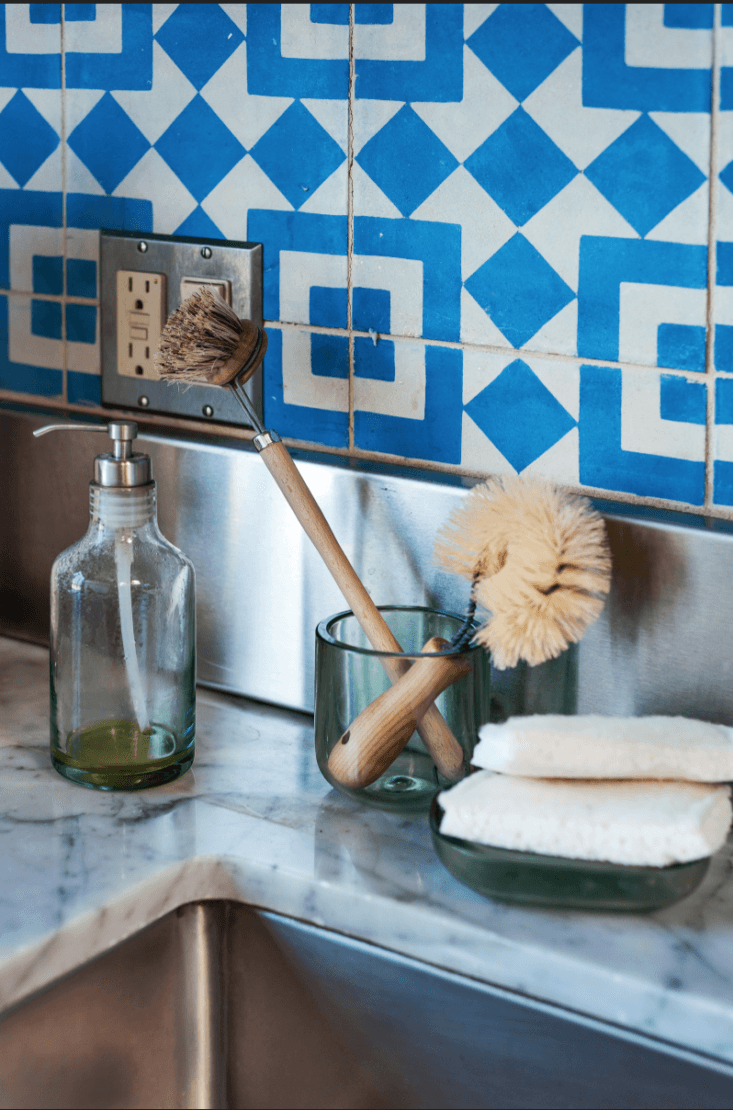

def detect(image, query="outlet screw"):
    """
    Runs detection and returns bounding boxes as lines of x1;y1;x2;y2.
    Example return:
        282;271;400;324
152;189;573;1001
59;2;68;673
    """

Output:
202;405;214;417
138;395;150;407
201;246;212;259
137;241;148;253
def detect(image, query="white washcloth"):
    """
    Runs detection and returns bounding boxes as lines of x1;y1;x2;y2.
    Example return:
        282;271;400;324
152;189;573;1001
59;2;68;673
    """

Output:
474;715;733;782
438;772;732;866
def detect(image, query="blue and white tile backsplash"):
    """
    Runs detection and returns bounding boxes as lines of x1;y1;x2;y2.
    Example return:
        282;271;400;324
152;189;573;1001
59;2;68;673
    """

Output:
2;4;733;513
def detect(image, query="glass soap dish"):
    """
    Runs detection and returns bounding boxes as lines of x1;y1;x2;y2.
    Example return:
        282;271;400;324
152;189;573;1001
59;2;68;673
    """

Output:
429;798;710;912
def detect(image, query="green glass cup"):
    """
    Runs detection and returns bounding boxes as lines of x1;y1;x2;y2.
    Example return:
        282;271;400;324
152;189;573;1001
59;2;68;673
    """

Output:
315;606;491;813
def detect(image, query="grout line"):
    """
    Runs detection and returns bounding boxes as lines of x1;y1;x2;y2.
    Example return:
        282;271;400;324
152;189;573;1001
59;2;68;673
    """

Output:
263;319;719;379
346;4;356;452
0;290;97;305
705;3;722;508
4;386;729;519
60;8;67;404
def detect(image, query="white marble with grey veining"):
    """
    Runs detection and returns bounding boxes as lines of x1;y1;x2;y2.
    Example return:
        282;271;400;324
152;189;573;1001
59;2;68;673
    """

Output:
2;636;733;1066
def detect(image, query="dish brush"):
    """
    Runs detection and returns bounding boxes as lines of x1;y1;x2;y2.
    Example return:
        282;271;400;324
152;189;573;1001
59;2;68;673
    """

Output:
154;288;465;781
333;476;611;786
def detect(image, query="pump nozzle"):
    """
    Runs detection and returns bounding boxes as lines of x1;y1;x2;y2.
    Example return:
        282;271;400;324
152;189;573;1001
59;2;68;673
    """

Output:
34;421;151;487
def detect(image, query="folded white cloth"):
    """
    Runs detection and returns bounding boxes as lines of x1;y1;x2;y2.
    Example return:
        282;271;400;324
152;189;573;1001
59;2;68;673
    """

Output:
438;772;732;866
474;715;733;782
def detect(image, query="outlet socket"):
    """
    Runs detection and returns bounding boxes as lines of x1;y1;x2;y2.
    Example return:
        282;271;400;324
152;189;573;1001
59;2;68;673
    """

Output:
100;230;263;427
116;270;166;380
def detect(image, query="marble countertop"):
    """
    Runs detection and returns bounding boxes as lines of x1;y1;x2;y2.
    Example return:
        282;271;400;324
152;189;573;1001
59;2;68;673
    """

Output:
2;637;733;1068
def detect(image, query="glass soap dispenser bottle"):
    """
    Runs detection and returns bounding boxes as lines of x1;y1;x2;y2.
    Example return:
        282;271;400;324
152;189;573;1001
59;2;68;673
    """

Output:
34;420;196;790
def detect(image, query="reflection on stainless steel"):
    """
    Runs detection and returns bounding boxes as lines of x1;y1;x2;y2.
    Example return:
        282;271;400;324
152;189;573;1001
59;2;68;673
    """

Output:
3;407;733;720
0;901;731;1110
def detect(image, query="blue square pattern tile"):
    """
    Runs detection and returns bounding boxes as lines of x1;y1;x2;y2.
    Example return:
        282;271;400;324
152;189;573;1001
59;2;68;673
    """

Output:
0;294;62;398
66;303;96;345
355;336;395;381
66;258;97;299
310;286;348;329
32;255;63;296
354;341;463;465
714;380;733;505
354;288;391;335
579;365;705;505
31;299;61;341
657;324;706;374
311;333;348;379
2;5;152;91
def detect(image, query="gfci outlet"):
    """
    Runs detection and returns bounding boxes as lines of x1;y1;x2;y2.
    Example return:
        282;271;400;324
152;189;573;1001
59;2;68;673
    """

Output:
100;230;263;427
116;270;166;380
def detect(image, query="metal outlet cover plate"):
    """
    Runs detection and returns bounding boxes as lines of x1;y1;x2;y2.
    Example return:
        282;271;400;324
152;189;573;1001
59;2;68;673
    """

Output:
100;230;263;427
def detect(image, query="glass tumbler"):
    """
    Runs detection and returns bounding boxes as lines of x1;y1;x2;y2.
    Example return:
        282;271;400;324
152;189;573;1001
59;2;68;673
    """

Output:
315;606;491;813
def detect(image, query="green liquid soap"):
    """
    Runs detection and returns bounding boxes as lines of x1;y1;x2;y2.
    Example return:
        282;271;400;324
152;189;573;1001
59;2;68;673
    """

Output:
52;718;194;791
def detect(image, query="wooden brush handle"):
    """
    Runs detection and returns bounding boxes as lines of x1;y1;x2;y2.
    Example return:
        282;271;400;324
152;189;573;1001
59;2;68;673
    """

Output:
257;439;465;780
328;637;471;789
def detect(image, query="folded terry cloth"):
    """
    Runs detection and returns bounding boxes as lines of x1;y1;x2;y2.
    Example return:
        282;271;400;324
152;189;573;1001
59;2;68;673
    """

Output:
474;715;733;782
438;772;732;866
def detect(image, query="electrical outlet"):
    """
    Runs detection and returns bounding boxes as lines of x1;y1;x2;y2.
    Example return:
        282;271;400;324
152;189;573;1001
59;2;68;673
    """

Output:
100;230;263;427
116;270;166;380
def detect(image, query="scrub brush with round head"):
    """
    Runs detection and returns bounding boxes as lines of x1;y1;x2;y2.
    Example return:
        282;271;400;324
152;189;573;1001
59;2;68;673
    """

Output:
154;288;466;783
435;475;612;670
328;475;612;789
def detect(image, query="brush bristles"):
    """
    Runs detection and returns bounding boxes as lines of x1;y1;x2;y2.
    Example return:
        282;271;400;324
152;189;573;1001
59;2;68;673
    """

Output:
154;287;244;384
435;476;612;670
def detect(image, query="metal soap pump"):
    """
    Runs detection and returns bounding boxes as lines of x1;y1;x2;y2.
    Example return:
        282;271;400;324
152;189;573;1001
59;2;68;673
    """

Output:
34;421;196;790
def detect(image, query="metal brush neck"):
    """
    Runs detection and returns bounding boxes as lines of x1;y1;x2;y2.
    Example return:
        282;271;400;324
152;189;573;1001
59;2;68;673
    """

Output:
229;376;269;440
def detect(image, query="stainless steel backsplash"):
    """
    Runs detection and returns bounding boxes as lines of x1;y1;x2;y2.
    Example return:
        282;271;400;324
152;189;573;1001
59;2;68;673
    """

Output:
3;405;733;722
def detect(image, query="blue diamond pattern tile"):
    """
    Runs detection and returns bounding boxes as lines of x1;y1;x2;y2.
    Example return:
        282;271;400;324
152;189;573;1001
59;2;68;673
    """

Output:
585;116;706;238
464;108;576;227
68;92;149;195
0;92;59;187
155;4;243;91
466;359;576;472
467;4;579;103
156;96;244;205
465;234;575;350
251;102;345;211
357;105;459;218
174;205;225;239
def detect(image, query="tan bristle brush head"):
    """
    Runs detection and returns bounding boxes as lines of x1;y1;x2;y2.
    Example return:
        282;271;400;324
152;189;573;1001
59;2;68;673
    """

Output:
154;287;267;386
435;476;612;670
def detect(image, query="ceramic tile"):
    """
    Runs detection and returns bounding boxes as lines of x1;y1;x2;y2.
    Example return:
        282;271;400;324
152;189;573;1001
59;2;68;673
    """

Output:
0;292;63;398
352;5;711;363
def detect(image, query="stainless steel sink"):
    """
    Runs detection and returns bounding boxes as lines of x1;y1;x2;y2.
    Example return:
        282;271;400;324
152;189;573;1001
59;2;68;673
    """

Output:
0;902;732;1110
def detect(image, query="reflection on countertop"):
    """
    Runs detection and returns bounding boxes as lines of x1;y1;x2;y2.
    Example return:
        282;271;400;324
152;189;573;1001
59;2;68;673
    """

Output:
1;635;733;1067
